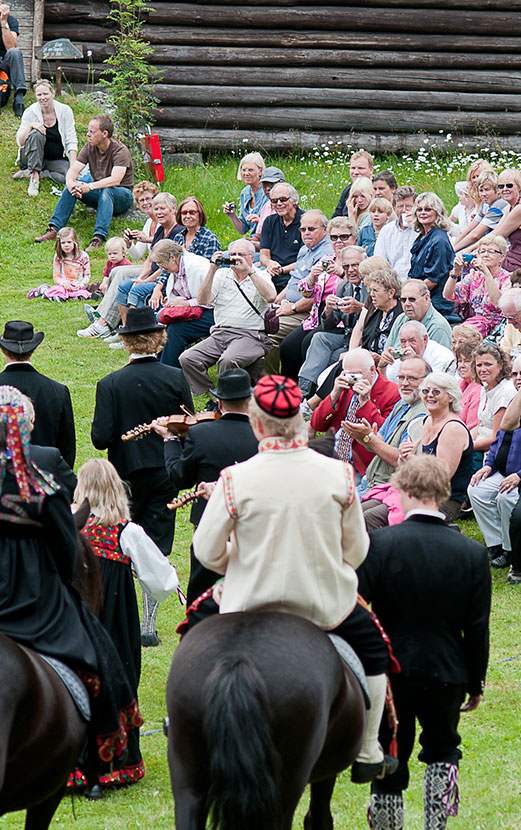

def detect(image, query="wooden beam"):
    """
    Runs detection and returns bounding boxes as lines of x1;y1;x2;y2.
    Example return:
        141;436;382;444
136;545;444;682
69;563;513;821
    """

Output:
155;126;521;153
32;0;45;82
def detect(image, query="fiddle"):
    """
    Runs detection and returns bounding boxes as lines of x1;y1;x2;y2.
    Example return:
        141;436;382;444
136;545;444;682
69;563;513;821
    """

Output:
121;406;220;441
167;489;199;511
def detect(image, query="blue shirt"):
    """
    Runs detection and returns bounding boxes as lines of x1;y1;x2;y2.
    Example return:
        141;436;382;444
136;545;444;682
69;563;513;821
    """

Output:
284;236;334;303
409;227;456;318
239;185;268;236
173;225;221;261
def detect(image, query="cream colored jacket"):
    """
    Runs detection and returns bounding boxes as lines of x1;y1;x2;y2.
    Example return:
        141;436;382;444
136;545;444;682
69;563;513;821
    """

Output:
193;436;368;629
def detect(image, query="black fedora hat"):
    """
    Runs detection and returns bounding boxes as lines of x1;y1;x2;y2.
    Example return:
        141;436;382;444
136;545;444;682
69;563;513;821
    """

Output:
210;368;254;400
0;321;44;354
118;306;165;335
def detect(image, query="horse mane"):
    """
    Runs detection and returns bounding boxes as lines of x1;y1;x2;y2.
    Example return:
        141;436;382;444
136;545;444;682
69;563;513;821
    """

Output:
72;498;103;616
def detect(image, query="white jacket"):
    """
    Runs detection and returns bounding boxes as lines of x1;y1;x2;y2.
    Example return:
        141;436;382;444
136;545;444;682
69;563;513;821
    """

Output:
165;250;212;306
16;100;78;159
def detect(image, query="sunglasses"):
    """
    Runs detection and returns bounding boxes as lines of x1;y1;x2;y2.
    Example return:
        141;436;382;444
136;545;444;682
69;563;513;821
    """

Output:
498;183;515;189
300;226;318;232
401;296;419;302
421;388;442;398
330;233;354;242
181;209;199;215
270;196;290;204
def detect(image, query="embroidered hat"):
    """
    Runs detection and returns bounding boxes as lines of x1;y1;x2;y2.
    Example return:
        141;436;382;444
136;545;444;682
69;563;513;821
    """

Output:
254;375;302;418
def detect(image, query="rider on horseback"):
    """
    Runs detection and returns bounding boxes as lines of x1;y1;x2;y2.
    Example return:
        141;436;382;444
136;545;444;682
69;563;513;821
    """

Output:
191;374;398;784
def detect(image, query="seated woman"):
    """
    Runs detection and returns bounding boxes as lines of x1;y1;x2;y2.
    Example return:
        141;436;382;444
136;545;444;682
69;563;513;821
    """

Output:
358;197;394;256
15;78;77;197
456;343;482;430
451;322;483;354
222;152;268;250
362;373;473;527
347;176;375;231
173;196;220;260
487;169;521;272
443;236;511;336
408;191;457;320
468;354;521;568
122;180;159;261
145;239;215;368
279;220;358;381
471;343;515;468
0;385;139;778
350;268;402;358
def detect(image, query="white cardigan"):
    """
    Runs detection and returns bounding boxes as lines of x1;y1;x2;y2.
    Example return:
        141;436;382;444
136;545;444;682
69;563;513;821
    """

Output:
165;249;212;306
16;100;78;159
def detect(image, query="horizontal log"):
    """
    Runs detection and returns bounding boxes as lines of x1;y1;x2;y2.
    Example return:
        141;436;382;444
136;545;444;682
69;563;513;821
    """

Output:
61;64;521;94
131;4;521;35
56;42;521;70
153;0;521;6
42;23;521;53
153;105;521;134
45;2;111;22
151;84;521;113
155;126;521;154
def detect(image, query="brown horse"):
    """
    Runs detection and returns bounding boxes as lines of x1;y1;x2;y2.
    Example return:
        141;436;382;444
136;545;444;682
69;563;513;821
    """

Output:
0;501;103;829
166;611;366;830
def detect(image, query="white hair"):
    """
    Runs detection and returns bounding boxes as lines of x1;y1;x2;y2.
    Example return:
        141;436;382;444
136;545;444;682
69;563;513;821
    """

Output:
301;209;328;228
229;239;256;256
420;372;462;413
343;347;375;372
237;152;265;179
401;320;428;338
499;288;521;314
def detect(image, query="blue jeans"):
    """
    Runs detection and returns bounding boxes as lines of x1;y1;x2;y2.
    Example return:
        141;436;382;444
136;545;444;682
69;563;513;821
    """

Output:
160;308;215;368
49;173;134;240
116;279;154;308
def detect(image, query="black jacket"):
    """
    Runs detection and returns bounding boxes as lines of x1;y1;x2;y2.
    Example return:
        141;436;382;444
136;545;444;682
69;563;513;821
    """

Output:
357;515;491;696
164;412;258;525
91;357;193;477
0;363;76;468
29;444;77;502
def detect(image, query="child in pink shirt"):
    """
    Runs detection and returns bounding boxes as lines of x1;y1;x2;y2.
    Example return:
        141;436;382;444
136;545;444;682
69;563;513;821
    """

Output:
28;227;92;301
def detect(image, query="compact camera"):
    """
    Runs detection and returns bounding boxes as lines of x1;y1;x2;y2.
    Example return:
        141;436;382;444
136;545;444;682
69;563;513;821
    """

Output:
223;201;237;212
344;372;363;386
215;254;233;267
462;254;475;263
390;348;406;360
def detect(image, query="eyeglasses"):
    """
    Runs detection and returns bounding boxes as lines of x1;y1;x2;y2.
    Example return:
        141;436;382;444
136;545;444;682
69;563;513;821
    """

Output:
270;196;290;204
478;248;502;255
300;226;318;232
330;234;354;242
421;388;442;398
512;370;521;377
498;183;515;189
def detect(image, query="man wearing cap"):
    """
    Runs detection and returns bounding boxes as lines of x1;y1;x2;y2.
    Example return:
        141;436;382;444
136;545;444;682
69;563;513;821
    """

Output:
152;367;258;604
259;182;304;292
0;320;75;467
250;166;285;242
192;375;397;785
91;306;193;645
179;239;276;399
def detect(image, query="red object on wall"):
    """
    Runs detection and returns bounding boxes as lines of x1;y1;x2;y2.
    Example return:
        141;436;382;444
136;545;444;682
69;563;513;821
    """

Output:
142;133;165;183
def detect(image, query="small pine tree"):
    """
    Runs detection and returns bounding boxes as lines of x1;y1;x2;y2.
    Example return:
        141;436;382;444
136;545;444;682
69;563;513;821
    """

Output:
101;0;159;170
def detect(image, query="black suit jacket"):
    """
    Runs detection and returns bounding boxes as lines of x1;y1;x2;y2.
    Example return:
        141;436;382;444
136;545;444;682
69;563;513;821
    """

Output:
0;363;76;467
164;413;258;525
357;514;491;696
29;444;77;502
91;357;193;477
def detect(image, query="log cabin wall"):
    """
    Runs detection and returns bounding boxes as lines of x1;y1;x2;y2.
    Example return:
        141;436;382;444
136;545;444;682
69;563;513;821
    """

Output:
43;0;521;153
12;0;44;82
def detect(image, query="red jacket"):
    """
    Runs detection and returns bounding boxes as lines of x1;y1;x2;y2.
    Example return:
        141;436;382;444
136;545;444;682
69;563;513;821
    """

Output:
311;373;400;474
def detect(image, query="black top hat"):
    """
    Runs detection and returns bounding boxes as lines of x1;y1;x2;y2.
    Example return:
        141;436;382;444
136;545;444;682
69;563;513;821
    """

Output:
0;321;44;354
118;307;165;335
210;368;254;400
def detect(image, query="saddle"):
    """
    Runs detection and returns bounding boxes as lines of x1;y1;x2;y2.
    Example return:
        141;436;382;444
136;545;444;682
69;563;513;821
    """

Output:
327;634;370;709
39;654;91;721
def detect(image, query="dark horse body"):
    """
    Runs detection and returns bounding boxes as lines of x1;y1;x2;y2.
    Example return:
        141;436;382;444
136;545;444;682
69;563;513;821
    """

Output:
0;502;102;829
166;611;366;830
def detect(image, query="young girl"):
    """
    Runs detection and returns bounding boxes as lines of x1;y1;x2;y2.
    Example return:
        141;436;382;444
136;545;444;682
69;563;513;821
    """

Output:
28;227;92;301
358;197;394;256
73;459;179;787
99;237;132;295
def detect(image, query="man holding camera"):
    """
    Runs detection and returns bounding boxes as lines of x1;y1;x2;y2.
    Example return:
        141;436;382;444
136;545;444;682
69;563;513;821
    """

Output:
311;348;400;479
179;239;276;399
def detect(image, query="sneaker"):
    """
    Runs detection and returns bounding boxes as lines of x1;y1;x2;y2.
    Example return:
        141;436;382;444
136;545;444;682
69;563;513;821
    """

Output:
104;333;121;344
507;566;521;584
27;177;39;197
109;341;124;350
84;303;99;324
76;321;110;338
13;168;31;179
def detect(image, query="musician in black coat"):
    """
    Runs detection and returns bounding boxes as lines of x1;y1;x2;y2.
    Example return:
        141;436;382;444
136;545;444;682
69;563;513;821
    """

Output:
358;455;491;830
154;368;258;604
91;307;193;645
0;321;76;467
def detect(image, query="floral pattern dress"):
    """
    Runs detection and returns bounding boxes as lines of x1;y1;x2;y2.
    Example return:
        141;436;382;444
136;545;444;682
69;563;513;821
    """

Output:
454;267;511;335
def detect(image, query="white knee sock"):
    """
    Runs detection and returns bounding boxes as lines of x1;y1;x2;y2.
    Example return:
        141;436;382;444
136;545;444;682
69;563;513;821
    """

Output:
357;673;387;765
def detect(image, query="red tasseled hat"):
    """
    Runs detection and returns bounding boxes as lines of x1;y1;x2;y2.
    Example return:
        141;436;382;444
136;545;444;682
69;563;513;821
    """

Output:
254;375;302;418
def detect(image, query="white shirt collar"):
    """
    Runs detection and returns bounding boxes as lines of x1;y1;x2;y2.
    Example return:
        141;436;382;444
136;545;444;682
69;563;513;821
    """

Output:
405;508;446;521
129;353;157;361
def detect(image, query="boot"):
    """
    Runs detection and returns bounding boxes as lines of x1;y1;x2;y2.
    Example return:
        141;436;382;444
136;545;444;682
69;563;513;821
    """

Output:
367;793;404;830
423;762;459;830
141;589;160;647
352;674;398;783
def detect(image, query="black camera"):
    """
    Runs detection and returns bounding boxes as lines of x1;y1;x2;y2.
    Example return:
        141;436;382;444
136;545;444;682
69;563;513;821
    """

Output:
215;254;232;267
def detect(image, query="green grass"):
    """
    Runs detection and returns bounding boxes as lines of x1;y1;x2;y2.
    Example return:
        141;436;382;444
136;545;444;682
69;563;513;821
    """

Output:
1;94;521;828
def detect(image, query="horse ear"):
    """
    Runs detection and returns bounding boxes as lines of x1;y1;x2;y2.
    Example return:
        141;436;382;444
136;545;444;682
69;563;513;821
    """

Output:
73;498;91;531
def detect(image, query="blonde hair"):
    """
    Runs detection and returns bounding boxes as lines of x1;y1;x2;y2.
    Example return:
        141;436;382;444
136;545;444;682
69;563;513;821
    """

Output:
478;234;508;257
499;168;521;191
412;192;451;234
466;159;494;203
74;459;131;526
476;170;498;192
105;236;127;258
451;324;482;350
55;227;81;261
391;455;451;506
358;255;391;279
369;197;393;215
351;150;374;168
120;330;167;355
238;152;265;180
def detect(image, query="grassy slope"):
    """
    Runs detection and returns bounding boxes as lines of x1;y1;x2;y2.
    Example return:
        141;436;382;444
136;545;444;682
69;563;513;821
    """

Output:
0;97;520;828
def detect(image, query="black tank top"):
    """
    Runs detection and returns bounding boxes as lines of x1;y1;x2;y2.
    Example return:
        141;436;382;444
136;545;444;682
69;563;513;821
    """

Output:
422;419;474;502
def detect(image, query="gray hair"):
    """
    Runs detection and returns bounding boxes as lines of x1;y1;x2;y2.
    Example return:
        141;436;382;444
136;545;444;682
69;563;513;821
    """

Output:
229;239;256;256
302;209;328;228
499;288;521;314
400;279;430;297
341;245;368;262
152;192;177;211
271;182;299;204
150;239;184;265
327;216;358;238
343;347;375;372
238;152;265;179
400;320;428;339
420;372;462;413
248;397;306;440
